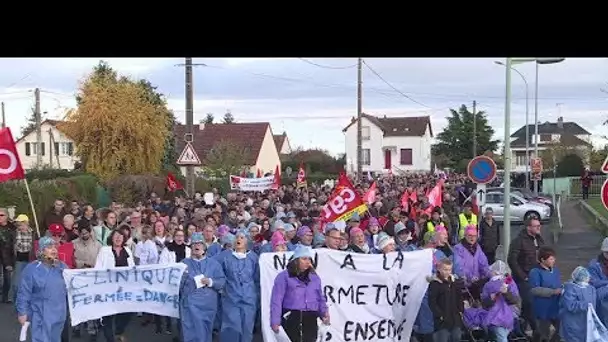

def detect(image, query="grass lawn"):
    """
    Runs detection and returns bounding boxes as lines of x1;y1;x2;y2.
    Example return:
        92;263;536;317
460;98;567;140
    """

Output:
587;198;608;218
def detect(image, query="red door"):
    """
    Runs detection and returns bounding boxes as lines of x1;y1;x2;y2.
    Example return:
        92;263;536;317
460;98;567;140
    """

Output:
384;149;391;169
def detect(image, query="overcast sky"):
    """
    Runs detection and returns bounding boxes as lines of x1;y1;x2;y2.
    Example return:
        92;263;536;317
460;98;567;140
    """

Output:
0;58;606;156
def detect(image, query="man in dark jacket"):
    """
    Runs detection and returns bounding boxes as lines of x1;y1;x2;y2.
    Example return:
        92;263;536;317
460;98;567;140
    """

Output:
43;199;67;229
508;218;545;334
429;258;464;342
479;207;500;264
0;208;16;303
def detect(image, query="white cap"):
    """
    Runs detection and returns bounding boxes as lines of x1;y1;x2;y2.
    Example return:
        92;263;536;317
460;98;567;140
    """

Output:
601;237;608;252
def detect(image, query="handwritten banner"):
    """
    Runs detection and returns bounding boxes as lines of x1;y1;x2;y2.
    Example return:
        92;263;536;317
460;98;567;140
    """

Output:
229;175;275;191
63;263;187;326
260;248;432;342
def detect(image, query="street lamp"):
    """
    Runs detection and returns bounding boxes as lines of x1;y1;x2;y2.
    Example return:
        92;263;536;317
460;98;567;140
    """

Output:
494;61;530;190
502;58;513;253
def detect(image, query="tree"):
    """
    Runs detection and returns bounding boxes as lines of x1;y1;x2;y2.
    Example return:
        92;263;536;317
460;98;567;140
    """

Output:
556;153;584;177
540;142;580;170
283;148;344;174
590;145;608;171
203;140;249;177
432;104;500;171
60;62;170;180
204;113;214;124
20;107;37;137
222;111;235;124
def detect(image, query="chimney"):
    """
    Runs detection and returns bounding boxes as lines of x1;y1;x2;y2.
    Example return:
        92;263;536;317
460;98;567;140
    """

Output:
198;121;205;130
557;116;564;129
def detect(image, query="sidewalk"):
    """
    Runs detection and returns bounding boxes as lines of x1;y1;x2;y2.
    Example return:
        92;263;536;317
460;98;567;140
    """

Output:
553;200;604;281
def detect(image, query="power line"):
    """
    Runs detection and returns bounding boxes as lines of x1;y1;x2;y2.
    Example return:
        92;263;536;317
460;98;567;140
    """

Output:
298;58;357;69
362;60;431;108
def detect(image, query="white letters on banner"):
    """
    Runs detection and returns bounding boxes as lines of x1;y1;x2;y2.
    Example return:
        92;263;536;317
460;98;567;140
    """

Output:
260;248;432;342
63;263;187;326
230;175;275;191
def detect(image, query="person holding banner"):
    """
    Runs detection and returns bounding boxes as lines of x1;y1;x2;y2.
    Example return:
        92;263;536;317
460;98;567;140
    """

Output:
218;231;260;342
179;232;225;342
559;266;596;342
16;236;68;342
270;245;329;342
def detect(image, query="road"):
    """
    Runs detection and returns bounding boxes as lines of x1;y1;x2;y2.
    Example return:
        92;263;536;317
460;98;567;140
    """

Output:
0;219;578;342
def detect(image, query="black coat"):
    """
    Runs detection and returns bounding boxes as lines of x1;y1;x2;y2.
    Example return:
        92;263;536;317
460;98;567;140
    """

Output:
428;275;465;330
507;229;545;282
479;218;500;255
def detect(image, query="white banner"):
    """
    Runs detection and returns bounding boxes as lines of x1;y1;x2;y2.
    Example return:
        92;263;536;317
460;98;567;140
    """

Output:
230;175;275;191
260;248;432;342
63;263;187;326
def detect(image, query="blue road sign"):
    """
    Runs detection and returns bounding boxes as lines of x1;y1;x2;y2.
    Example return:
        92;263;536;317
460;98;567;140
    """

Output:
467;156;497;184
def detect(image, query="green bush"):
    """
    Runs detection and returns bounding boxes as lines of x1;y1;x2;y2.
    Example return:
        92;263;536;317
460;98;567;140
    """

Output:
26;167;93;182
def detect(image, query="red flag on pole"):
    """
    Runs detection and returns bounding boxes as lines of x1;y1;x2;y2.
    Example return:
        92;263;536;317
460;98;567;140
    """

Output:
0;128;25;182
166;172;183;192
256;169;262;178
364;181;377;205
240;168;247;177
273;164;281;189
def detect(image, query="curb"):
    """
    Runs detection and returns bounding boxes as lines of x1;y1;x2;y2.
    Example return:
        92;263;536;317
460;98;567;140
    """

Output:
578;200;608;234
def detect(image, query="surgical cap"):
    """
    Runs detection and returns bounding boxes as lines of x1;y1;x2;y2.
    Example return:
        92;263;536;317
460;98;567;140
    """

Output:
272;220;285;232
572;266;590;284
490;260;510;276
221;233;236;246
423;231;437;245
394;222;406;235
283;223;295;232
190;232;204;244
37;236;57;257
217;225;230;238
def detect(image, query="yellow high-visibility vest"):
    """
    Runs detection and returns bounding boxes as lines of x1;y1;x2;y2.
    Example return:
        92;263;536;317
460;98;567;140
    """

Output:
458;213;478;239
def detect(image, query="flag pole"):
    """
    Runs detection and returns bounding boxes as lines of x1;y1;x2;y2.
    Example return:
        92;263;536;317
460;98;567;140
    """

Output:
23;179;41;238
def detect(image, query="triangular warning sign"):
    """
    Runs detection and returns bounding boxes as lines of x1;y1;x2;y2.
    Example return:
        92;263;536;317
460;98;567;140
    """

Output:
177;142;201;165
602;155;608;174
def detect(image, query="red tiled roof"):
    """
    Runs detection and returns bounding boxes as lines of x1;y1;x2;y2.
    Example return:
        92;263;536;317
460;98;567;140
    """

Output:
273;133;287;153
174;123;270;165
342;113;432;137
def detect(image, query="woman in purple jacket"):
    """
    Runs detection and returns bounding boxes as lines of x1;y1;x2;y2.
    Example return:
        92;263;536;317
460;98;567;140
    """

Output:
270;245;330;342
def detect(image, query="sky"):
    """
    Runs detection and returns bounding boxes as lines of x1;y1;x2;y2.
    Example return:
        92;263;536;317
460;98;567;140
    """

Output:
0;57;606;157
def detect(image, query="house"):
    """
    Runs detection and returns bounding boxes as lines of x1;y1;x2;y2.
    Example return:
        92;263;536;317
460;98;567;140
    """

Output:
509;116;592;172
342;114;433;173
174;122;281;176
273;132;292;155
15;119;77;170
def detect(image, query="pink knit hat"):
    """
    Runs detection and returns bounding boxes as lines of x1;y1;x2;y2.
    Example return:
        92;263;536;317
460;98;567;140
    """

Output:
271;231;286;248
435;225;447;234
465;224;478;235
350;227;364;236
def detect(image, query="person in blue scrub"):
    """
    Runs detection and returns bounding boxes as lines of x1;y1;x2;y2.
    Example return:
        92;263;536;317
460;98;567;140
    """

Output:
180;232;226;342
219;231;260;342
16;236;68;342
202;225;221;257
529;247;562;342
283;223;297;250
588;237;608;325
212;233;236;334
559;266;597;342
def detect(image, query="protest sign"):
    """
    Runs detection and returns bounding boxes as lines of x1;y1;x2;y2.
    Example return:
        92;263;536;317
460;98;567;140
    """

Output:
322;172;367;222
63;263;187;326
260;248;432;342
230;175;275;191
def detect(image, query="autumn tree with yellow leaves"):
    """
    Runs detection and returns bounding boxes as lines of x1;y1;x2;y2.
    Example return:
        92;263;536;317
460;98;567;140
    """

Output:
60;61;174;180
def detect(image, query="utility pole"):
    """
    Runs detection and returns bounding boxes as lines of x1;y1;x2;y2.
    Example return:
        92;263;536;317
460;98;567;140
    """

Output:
185;58;195;196
34;88;42;167
356;57;363;180
1;102;5;128
472;100;477;157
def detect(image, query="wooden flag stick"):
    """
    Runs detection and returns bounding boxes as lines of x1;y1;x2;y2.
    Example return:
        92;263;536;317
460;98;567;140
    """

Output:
23;179;40;238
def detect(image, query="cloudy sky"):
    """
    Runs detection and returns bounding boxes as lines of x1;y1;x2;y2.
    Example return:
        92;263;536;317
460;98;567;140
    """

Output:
0;57;606;156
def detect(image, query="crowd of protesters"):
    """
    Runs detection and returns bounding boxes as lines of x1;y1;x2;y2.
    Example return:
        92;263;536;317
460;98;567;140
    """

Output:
0;171;604;342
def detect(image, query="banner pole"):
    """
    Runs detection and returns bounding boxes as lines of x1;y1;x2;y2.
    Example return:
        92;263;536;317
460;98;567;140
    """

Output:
23;179;41;238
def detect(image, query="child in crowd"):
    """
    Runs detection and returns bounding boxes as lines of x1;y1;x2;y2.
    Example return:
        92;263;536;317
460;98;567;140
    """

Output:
528;246;562;342
428;258;464;342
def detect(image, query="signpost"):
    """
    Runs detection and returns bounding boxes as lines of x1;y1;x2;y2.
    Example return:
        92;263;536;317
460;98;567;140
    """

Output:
467;156;497;215
530;157;543;183
177;142;201;166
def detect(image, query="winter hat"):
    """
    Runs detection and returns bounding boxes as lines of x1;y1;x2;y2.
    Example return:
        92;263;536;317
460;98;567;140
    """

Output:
464;225;477;236
350;227;364;236
349;212;360;222
394;222;407;235
217;225;230;238
435;225;447;235
271;231;286;249
37;236;57;258
15;214;29;223
368;217;379;228
220;233;236;247
601;237;608;252
377;234;395;250
290;245;314;260
297;226;312;238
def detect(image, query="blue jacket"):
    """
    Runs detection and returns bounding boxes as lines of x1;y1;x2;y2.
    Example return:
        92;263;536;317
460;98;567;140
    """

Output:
528;264;561;320
588;258;608;325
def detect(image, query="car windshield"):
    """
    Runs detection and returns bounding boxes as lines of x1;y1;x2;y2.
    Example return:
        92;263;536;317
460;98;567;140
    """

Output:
513;190;532;200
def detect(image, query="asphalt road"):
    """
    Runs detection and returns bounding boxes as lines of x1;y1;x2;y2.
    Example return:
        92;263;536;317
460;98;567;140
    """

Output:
0;224;530;342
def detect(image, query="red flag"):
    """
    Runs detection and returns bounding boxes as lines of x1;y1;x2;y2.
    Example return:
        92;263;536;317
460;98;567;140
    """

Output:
166;172;183;192
0;128;24;182
240;169;247;177
256;169;262;178
471;195;480;216
297;161;307;188
272;164;281;189
321;172;366;222
364;181;377;205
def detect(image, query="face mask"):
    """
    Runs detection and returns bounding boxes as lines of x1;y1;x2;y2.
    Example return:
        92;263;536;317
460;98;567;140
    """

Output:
232;252;247;259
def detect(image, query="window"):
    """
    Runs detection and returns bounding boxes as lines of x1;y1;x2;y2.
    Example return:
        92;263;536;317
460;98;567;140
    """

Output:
515;152;528;166
24;142;45;156
486;193;504;204
362;148;371;165
361;126;370;140
54;142;74;156
400;148;413;165
540;134;552;142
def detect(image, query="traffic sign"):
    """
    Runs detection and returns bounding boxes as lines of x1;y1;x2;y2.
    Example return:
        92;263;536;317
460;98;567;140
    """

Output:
177;142;201;165
531;158;543;173
467;156;497;184
601;155;608;174
531;173;542;181
602;179;608;211
476;184;487;206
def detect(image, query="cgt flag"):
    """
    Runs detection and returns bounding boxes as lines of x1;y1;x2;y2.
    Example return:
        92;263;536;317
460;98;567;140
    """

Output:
0;127;25;182
296;161;307;188
321;172;367;223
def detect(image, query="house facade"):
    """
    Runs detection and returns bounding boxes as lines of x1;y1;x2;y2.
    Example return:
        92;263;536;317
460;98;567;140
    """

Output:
342;114;433;174
509;116;592;172
273;132;292;155
174;122;281;177
16;120;78;170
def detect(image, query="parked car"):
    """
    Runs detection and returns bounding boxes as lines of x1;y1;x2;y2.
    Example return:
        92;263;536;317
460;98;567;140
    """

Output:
484;191;551;223
488;187;555;216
